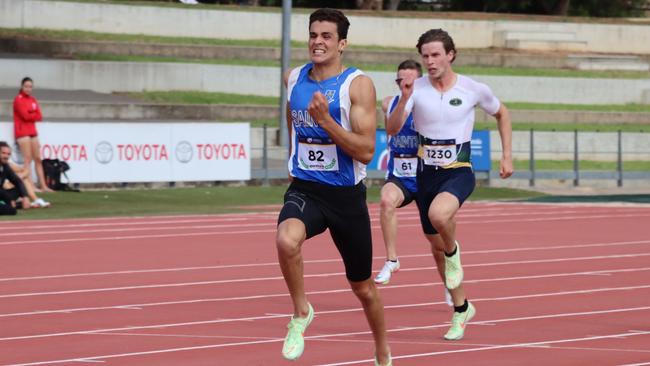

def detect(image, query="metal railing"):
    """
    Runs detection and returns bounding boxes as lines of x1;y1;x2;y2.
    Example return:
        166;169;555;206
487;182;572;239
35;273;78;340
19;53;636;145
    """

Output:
519;129;649;187
251;127;650;187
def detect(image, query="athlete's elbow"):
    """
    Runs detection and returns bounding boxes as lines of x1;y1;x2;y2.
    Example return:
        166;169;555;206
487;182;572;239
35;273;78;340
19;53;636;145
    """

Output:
359;148;374;165
386;126;398;136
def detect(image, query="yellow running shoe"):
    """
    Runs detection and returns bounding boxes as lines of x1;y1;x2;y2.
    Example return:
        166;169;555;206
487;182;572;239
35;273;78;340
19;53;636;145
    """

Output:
282;303;314;360
444;301;476;340
444;241;464;290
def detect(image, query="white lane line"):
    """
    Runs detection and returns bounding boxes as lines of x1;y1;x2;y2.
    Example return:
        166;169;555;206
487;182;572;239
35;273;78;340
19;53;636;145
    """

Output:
315;330;650;366
0;217;252;231
308;337;650;354
2;252;649;299
0;210;292;224
0;205;586;229
0;207;526;235
460;213;650;225
4;309;650;366
2;202;645;229
2;268;650;319
69;360;105;364
2;281;649;341
0;221;281;237
1;208;638;237
0;228;277;247
2;212;648;246
93;332;278;341
2;239;648;283
88;332;650;355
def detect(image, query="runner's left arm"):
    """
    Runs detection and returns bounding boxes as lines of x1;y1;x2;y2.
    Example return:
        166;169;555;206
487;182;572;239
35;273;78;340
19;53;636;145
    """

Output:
493;103;513;179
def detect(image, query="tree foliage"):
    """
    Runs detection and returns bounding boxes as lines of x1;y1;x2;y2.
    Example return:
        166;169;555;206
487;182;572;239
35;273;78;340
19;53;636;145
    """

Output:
414;0;646;16
197;0;647;16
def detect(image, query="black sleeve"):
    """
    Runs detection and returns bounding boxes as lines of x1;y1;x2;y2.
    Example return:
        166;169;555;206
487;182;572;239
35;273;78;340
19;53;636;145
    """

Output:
5;165;28;198
0;188;13;203
0;189;17;215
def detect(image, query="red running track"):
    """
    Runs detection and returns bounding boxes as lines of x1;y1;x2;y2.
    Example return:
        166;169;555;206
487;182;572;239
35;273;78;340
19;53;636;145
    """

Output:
1;202;650;366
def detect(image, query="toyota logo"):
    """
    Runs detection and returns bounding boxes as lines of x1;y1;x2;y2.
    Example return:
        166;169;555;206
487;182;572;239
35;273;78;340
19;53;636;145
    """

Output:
175;141;193;163
95;141;114;164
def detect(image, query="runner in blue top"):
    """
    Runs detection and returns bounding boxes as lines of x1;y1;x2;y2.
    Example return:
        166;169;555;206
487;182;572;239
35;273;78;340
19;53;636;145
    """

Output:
374;60;420;284
276;8;392;366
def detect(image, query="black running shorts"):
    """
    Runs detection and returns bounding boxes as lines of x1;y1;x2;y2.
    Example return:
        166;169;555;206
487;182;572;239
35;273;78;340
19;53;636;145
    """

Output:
384;176;416;208
278;178;373;282
415;166;475;235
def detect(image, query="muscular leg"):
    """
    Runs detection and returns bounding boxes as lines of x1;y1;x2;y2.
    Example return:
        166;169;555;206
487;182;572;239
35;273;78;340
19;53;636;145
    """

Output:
426;233;466;306
350;279;391;365
428;192;460;255
427;234;446;280
276;218;310;318
379;182;405;261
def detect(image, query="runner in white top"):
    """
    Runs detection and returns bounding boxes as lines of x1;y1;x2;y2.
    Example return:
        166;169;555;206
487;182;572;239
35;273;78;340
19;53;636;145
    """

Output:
388;28;513;341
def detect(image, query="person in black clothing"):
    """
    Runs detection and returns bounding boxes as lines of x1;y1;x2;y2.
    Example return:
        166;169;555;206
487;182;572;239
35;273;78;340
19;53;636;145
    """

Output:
1;141;30;215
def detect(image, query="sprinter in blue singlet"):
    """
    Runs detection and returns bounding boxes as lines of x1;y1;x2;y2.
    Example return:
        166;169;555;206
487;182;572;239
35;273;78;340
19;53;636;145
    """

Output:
374;60;421;285
275;8;392;366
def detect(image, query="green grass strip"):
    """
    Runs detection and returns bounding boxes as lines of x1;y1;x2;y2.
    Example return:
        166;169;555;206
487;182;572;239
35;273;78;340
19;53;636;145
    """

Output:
3;25;647;79
73;53;650;79
5;185;544;220
524;194;650;204
0;27;297;47
475;122;650;132
129;91;278;105
496;160;650;171
126;91;650;132
453;65;649;79
506;102;650;112
129;91;650;113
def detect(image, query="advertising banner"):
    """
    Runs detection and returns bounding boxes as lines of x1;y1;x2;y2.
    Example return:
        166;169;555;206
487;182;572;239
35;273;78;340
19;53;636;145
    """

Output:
470;130;491;172
0;122;250;183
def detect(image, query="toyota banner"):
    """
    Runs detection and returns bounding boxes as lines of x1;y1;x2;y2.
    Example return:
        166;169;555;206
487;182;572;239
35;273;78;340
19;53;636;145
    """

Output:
0;122;251;183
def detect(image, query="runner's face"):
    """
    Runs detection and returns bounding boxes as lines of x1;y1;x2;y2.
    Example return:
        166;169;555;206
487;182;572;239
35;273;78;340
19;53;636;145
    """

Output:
0;147;10;164
309;21;346;65
420;41;454;80
21;81;33;95
395;68;420;88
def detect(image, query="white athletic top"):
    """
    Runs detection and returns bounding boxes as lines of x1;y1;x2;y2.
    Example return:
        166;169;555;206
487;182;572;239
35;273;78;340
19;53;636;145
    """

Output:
404;74;501;143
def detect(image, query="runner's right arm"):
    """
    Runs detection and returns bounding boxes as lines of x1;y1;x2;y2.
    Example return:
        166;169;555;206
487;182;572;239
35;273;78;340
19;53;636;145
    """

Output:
386;77;414;136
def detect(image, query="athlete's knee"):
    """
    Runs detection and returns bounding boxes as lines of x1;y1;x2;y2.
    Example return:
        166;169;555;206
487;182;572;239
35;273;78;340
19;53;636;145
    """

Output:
350;280;377;302
379;194;397;215
428;207;452;230
276;223;305;258
276;234;301;258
